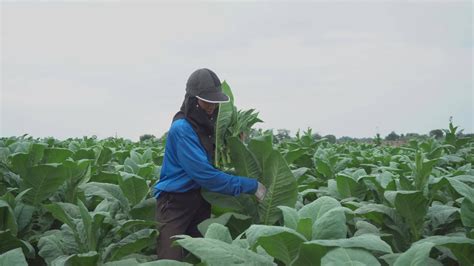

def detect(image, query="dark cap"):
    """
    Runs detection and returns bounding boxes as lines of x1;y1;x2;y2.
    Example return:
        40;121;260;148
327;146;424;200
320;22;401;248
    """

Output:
186;68;230;103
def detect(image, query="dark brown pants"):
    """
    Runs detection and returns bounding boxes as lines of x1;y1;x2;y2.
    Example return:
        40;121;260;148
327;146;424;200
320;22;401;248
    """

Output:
155;189;211;261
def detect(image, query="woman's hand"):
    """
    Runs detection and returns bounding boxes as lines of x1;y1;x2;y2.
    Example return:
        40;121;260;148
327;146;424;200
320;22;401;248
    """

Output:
255;182;267;202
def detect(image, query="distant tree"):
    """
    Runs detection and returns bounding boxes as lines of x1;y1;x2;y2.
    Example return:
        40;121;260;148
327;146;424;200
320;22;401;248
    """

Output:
324;134;337;144
312;133;322;140
338;136;354;142
140;134;156;142
275;129;291;143
374;133;382;146
429;129;444;139
405;133;420;139
385;131;400;141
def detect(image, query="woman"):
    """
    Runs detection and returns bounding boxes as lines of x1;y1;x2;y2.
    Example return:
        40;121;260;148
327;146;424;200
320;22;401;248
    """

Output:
154;68;266;260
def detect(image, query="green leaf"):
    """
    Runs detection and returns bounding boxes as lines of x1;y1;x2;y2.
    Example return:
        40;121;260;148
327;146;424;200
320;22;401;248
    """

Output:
43;148;73;163
0;248;28;266
248;135;274;170
38;230;77;265
417;235;474;266
246;225;306;265
106;229;158;261
298;196;340;224
197;212;252;238
296;218;313;241
13;203;35;232
0;200;17;235
335;174;366;199
354;221;380;236
0;230;34;257
448;179;474;202
297;196;347;240
427;204;459;230
58;251;99;266
321;248;381;266
204;223;233;244
305;234;392;254
21;164;68;205
215;81;235;167
386;191;428;241
176;237;274;266
130;198;157;221
394;242;435;266
44;202;80;231
312;208;347;240
118;172;149;206
258;150;298;225
461;198;474;227
227;137;261;178
80;182;130;211
278;206;299;230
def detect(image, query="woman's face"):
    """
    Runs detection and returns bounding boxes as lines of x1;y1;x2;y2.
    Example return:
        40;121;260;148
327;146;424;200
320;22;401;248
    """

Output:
197;99;217;115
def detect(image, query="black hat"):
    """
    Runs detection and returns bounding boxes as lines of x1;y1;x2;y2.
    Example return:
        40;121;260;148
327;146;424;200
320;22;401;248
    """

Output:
186;68;230;103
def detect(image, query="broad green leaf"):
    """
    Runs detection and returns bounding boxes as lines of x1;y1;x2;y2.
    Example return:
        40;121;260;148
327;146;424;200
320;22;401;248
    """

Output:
305;234;392;254
246;225;306;265
0;200;17;235
80;182;130;211
394;242;436;266
21;164;68;205
215;81;234;167
0;248;28;266
448;179;474;202
176;237;274;266
417;235;474;266
354;203;397;225
258;150;298;225
227;137;261;178
278;206;299;230
461;198;474;227
13;203;34;232
104;259;191;266
130;198;157;221
204;223;233;244
321;247;380;266
44;202;79;231
106;229;158;261
312;208;347;240
335;174;366;199
43;148;73;163
0;230;34;257
118;172;149;205
386;191;428;241
297;196;346;240
427;204;459;230
198;212;252;238
354;220;380;236
298;196;340;224
296;218;313;241
38;230;77;265
248;135;274;170
56;251;99;266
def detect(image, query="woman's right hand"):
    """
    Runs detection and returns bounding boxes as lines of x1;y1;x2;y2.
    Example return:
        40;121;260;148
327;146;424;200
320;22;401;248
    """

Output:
255;182;267;202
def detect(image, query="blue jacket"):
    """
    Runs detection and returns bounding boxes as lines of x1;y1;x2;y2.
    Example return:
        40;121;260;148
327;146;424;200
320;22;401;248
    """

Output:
153;118;258;198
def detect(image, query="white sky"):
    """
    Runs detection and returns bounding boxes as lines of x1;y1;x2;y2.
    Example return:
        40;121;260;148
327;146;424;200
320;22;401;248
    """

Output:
1;1;473;140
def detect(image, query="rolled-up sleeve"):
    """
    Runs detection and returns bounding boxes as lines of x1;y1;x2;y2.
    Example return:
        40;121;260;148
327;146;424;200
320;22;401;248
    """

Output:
176;130;258;196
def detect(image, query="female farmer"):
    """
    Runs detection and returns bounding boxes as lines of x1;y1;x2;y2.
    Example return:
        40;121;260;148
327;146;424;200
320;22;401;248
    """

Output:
154;68;266;260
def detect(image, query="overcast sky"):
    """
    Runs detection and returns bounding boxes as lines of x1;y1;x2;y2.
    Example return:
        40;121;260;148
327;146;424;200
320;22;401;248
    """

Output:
1;1;472;140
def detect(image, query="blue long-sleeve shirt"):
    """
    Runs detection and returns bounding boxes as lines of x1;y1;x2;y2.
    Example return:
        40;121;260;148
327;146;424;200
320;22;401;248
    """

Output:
153;118;258;198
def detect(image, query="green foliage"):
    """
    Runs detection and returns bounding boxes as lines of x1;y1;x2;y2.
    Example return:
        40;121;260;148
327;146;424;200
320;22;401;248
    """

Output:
0;118;473;266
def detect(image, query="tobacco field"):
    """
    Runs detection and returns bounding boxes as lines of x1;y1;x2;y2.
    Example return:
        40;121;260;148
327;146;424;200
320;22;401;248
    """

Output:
1;84;473;266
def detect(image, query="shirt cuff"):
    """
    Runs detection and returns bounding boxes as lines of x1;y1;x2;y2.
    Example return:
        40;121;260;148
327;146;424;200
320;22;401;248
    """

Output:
240;177;259;194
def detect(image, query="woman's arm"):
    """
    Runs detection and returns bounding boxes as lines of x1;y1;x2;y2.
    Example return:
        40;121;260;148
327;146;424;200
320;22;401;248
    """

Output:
176;131;258;196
